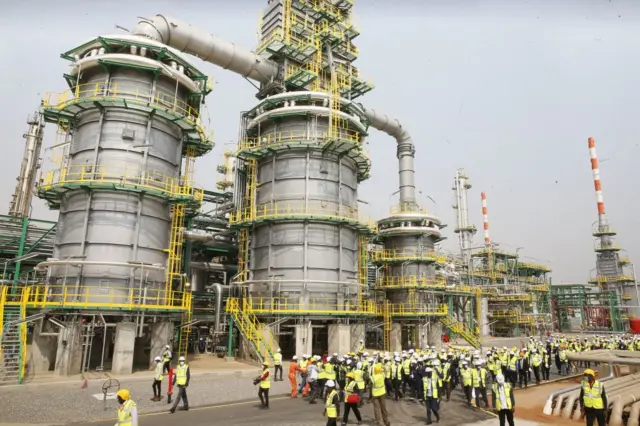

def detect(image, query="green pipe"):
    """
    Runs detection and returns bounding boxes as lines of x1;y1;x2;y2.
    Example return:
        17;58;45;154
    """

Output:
227;315;234;358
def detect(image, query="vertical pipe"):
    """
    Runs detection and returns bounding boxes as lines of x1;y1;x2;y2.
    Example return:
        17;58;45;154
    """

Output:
481;192;490;247
12;217;29;289
588;137;608;230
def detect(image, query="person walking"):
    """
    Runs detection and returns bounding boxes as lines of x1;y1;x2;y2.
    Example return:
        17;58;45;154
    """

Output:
273;349;283;381
542;349;551;381
258;361;271;409
423;367;440;424
371;364;391;426
289;355;301;398
580;369;607;426
472;360;489;408
530;349;542;385
116;389;138;426
492;374;515;426
323;380;340;426
342;372;362;426
170;356;190;413
460;361;473;406
299;355;309;397
308;358;320;404
151;356;164;401
162;345;172;374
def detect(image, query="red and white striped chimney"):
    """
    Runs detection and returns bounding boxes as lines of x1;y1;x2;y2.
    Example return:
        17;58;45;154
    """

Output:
481;191;490;246
588;137;608;228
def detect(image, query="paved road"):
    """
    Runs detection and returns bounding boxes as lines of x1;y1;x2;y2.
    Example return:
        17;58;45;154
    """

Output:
79;392;494;426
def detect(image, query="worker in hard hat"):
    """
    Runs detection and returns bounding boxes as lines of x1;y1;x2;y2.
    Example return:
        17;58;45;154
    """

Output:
460;361;473;406
258;361;271;409
580;369;607;426
423;367;440;424
530;348;542;385
358;339;365;353
162;345;172;373
273;348;283;381
492;374;515;426
288;355;301;398
170;356;190;413
371;364;391;426
299;354;309;397
323;380;340;426
307;358;320;403
115;389;138;426
151;356;164;401
342;372;362;425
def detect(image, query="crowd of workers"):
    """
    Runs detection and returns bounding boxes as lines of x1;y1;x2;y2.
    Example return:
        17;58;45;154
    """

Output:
111;334;630;426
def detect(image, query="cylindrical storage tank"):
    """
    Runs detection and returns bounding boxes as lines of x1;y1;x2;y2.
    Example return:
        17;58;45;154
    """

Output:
48;65;188;304
246;115;360;309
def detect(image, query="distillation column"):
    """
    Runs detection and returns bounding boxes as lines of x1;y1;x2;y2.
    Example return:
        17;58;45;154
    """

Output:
36;35;211;373
452;169;476;266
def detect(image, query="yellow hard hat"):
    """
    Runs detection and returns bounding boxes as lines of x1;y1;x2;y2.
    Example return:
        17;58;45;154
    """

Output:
263;361;270;367
584;369;596;377
346;372;355;379
374;364;382;374
116;389;130;401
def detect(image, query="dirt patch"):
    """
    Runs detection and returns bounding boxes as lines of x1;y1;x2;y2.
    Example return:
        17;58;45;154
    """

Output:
508;379;583;425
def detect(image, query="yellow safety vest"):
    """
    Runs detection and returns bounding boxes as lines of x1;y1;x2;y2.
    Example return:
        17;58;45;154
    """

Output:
155;362;164;381
508;356;518;372
274;353;282;366
176;364;188;386
492;383;513;410
393;363;402;380
117;399;136;426
354;369;365;389
500;353;508;366
162;350;171;363
384;363;391;379
472;368;487;388
531;354;542;367
559;350;567;361
422;375;439;398
371;373;386;397
260;368;271;389
300;359;308;371
318;362;327;380
461;368;472;386
325;363;336;380
583;381;604;409
403;359;411;375
344;380;357;403
326;389;338;418
442;363;451;382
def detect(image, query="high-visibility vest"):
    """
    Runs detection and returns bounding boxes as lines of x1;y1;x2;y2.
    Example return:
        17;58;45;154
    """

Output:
461;368;472;386
300;359;308;371
422;375;439;398
354;369;365;390
403;359;411;375
442;363;451;382
384;363;391;379
531;354;542;367
508;356;518;372
274;353;282;366
176;364;188;386
392;364;402;380
155;362;164;381
318;362;327;379
162;350;171;363
371;373;386;397
487;359;495;373
325;363;336;380
435;366;443;387
472;368;487;388
260;368;271;389
543;354;550;367
344;380;357;403
492;383;513;410
500;353;508;367
582;381;604;409
326;389;338;418
117;399;136;426
559;350;567;361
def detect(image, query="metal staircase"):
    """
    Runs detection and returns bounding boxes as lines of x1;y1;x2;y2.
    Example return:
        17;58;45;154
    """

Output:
440;314;481;349
0;286;25;384
383;300;391;351
225;297;279;363
177;294;193;359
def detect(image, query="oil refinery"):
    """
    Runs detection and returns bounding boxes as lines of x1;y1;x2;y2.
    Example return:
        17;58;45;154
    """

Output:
0;0;636;387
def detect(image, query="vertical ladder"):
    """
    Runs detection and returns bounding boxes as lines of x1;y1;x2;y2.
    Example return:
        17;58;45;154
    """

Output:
238;229;250;282
357;234;368;307
81;318;96;373
177;294;193;359
245;158;257;220
165;203;186;296
0;287;25;384
383;300;391;352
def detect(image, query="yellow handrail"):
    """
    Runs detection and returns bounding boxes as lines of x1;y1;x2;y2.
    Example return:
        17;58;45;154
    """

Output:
376;275;446;289
39;164;203;202
238;128;361;151
371;248;446;263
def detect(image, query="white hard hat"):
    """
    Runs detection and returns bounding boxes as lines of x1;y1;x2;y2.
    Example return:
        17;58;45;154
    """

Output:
293;355;298;360
277;348;281;353
333;353;338;357
496;374;505;385
179;356;185;362
462;361;468;366
395;357;401;362
315;355;321;360
346;359;352;365
326;380;336;387
356;362;362;369
532;348;537;353
165;345;170;349
363;352;369;356
432;359;440;366
154;356;162;362
425;367;433;372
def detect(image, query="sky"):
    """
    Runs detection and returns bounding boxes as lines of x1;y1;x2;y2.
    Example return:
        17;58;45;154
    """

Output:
1;0;639;283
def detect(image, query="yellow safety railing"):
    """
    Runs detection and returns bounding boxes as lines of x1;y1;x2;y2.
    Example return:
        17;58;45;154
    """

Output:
387;303;448;317
42;82;209;140
230;200;377;231
488;293;531;302
376;275;446;289
239;128;361;152
622;293;633;301
518;262;552;272
23;285;191;311
247;297;376;315
448;285;476;294
594;243;621;251
490;309;519;318
39;164;203;202
620;257;631;264
594;275;636;283
258;27;315;54
389;203;428;215
371;248;446;263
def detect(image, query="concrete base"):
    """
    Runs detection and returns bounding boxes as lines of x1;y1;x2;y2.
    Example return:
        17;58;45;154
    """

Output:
30;319;57;374
111;321;136;375
149;321;172;368
481;298;490;336
54;319;82;376
350;324;364;353
427;321;443;348
417;323;429;350
390;323;402;353
328;324;350;355
224;356;236;362
294;322;312;356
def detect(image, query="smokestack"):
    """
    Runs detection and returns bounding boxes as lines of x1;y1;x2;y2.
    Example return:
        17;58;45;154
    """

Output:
588;137;608;229
481;191;490;247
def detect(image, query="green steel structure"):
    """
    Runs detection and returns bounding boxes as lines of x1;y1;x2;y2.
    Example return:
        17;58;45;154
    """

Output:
550;284;623;333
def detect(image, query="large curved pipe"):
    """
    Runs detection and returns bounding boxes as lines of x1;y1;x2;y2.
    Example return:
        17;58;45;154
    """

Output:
131;15;419;207
133;14;279;83
610;386;640;426
628;400;640;426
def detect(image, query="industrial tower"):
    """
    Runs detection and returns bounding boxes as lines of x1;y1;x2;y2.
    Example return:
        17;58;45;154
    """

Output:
452;169;476;266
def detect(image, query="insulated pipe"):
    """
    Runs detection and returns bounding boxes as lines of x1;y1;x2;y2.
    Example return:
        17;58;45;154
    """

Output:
35;259;165;271
568;374;640;420
133;15;279;83
628;400;640;426
610;385;640;426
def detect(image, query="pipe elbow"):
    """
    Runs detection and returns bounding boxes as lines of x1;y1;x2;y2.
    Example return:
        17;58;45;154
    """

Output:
134;15;171;43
